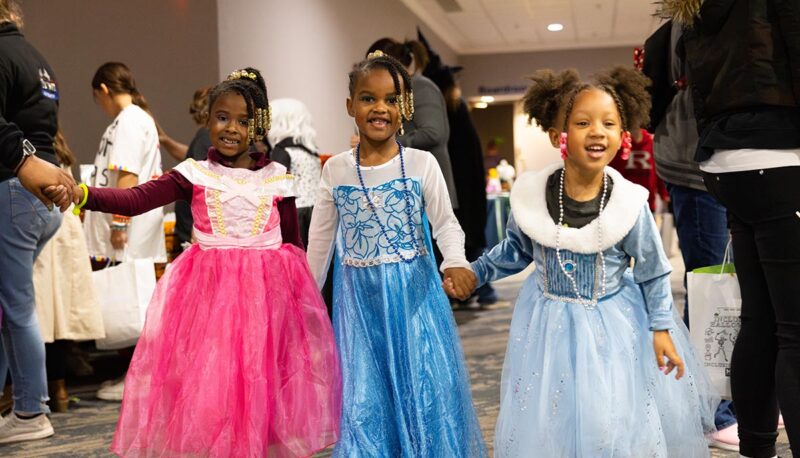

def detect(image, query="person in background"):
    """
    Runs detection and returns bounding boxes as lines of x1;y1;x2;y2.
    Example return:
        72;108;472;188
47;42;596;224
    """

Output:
267;98;321;247
483;139;502;173
165;87;213;251
643;19;739;452
608;127;669;212
83;62;166;403
663;0;800;455
0;0;63;443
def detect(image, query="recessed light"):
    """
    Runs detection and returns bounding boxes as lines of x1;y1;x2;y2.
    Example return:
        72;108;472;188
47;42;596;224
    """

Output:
547;23;564;32
474;102;488;109
480;96;495;103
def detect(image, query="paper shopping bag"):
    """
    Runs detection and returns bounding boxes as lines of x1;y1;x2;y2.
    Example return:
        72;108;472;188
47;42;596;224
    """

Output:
687;264;740;399
93;258;156;350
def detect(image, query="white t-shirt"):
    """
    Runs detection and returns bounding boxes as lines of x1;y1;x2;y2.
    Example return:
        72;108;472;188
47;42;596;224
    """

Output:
84;104;166;262
306;147;468;287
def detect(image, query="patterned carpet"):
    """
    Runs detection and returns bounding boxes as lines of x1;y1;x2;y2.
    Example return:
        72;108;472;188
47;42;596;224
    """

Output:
0;272;793;457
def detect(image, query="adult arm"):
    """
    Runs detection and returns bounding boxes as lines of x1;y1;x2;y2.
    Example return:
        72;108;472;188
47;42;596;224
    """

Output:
775;0;800;100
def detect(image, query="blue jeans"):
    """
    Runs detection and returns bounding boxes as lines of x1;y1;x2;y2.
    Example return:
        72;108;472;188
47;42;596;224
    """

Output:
668;183;737;430
0;179;62;414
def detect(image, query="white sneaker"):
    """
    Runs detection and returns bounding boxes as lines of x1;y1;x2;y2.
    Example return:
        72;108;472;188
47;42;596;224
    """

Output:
707;423;740;452
0;413;54;444
96;377;125;401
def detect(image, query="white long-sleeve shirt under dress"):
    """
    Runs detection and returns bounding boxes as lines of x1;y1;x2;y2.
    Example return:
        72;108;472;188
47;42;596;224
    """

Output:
305;147;486;457
471;163;717;457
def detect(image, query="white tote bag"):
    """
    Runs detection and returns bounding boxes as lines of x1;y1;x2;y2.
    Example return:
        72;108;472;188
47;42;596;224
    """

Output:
687;248;740;399
92;258;156;350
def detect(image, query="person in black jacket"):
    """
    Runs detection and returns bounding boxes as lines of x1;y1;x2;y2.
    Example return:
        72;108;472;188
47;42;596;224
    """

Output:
0;0;67;443
662;0;800;456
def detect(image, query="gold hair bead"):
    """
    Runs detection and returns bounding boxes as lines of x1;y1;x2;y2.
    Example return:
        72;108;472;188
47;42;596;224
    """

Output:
367;50;385;60
226;70;257;81
265;106;272;131
248;118;255;143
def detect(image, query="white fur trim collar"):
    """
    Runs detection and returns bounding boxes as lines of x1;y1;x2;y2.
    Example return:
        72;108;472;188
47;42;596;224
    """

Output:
509;162;648;253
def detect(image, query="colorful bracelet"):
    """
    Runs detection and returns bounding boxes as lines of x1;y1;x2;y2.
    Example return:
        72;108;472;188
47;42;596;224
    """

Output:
72;183;90;215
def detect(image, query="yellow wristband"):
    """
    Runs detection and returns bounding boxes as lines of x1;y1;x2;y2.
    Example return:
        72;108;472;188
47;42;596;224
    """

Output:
72;183;90;215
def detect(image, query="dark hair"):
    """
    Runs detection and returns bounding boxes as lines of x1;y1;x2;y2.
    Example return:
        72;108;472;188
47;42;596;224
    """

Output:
189;86;212;126
91;62;150;112
348;52;415;125
522;66;651;133
53;128;76;167
208;67;270;144
366;38;429;72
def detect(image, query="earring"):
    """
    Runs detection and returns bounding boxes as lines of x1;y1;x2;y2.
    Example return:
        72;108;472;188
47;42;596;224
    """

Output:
559;132;568;159
620;130;632;160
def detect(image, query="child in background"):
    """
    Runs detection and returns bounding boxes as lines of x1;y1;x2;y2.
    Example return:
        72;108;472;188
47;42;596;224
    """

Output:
306;51;485;457
54;68;341;457
446;67;718;457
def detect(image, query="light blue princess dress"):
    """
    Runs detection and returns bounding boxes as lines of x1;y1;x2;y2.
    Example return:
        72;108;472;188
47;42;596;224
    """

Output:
307;146;486;457
472;164;718;458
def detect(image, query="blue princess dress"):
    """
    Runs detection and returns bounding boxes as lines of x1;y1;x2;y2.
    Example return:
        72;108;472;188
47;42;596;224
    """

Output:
307;147;486;457
472;164;718;458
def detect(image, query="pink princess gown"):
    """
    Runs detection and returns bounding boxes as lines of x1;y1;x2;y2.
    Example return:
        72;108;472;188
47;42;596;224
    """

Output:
99;158;341;457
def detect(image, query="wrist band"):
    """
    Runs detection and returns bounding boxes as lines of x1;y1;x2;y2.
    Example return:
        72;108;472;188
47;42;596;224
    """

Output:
72;183;90;215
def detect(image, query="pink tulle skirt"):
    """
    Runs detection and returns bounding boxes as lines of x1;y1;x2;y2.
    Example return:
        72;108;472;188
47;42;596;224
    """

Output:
110;244;341;457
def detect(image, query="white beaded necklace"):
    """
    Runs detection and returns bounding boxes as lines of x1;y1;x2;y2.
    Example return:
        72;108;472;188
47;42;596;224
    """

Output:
554;168;608;307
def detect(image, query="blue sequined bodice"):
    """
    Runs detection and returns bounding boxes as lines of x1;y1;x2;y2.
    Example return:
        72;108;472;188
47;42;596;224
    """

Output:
333;177;427;266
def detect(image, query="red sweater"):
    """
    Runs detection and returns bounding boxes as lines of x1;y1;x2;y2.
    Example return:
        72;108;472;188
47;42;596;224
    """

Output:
608;129;669;211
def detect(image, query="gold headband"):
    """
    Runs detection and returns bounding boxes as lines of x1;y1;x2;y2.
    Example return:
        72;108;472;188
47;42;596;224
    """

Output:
227;70;257;81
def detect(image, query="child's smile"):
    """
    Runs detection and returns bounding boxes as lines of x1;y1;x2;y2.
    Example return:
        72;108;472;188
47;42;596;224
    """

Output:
348;68;401;143
208;92;250;157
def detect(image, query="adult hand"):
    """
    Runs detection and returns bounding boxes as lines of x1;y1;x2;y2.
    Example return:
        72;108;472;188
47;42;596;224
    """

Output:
17;155;75;211
653;330;685;380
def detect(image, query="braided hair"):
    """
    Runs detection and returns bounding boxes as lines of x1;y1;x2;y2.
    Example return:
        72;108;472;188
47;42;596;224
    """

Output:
348;52;414;125
592;66;651;133
208;67;270;144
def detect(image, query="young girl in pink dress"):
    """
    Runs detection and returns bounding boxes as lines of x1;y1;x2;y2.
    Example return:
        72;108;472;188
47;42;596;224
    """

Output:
58;68;341;457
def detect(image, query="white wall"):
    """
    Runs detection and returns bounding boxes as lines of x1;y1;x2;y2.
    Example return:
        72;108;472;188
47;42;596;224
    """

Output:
513;102;560;173
217;0;458;155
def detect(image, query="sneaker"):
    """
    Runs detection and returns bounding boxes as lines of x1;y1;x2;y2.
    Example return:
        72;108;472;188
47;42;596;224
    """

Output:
96;377;125;401
0;413;54;444
707;423;740;452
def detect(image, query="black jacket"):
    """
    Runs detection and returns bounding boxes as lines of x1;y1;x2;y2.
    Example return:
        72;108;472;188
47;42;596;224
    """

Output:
0;22;59;181
679;0;800;160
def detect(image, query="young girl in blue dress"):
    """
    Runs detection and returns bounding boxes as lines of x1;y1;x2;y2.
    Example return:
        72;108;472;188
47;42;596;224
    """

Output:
306;51;485;457
446;67;718;457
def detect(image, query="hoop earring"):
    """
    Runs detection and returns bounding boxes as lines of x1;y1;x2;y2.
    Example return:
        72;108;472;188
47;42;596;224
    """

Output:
620;130;632;160
559;132;568;159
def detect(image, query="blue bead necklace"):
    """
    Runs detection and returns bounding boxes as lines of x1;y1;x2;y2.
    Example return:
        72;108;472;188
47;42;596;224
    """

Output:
354;141;421;263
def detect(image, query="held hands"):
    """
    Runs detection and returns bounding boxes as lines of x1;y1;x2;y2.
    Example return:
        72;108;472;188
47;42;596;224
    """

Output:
43;183;84;208
442;268;477;301
653;330;685;380
17;155;76;212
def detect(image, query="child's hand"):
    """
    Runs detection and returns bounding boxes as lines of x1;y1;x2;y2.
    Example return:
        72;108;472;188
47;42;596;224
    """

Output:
653;330;685;380
44;184;79;207
443;267;477;301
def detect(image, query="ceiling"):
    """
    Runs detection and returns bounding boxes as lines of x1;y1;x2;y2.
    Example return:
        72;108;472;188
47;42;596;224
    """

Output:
401;0;663;55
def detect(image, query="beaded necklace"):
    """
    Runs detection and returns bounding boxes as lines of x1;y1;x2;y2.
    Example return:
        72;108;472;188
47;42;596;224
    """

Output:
555;168;608;306
354;141;421;263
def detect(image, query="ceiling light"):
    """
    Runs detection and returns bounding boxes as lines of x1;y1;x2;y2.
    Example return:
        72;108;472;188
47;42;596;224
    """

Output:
480;96;495;103
547;23;564;32
474;102;488;109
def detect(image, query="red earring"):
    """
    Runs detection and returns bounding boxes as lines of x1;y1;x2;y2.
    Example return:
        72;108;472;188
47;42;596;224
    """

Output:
620;130;632;161
560;132;568;159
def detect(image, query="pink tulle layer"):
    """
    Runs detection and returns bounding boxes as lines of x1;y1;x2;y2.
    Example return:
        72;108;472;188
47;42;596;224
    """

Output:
111;244;341;458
